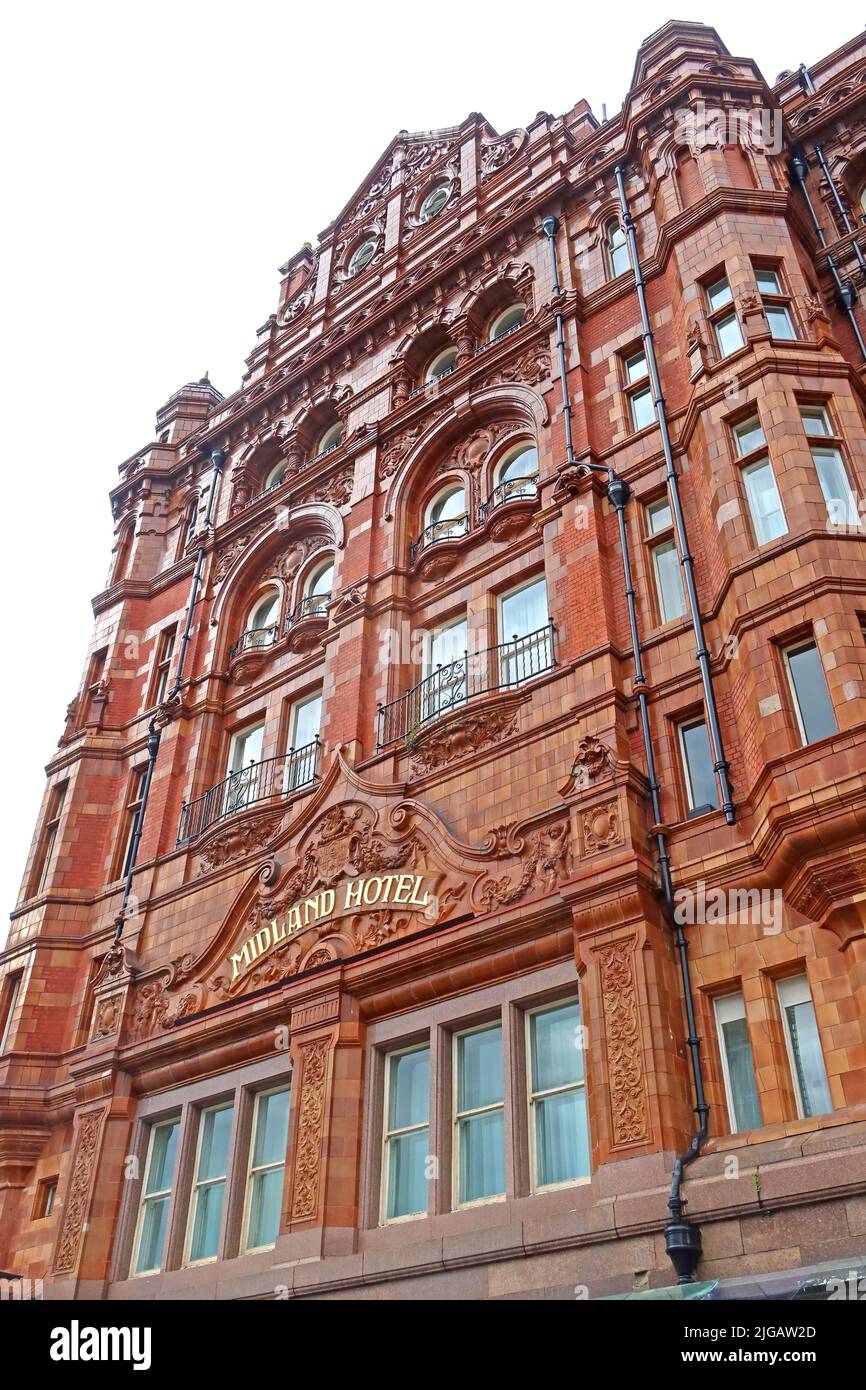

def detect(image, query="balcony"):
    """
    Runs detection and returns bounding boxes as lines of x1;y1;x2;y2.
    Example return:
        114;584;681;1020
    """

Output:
285;592;331;652
286;593;331;626
409;513;469;568
377;623;555;749
479;474;539;528
177;740;321;844
229;625;279;661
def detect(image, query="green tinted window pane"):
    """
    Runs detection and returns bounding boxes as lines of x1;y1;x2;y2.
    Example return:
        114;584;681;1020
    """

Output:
743;460;787;543
135;1195;170;1273
707;277;732;310
625;351;647;383
197;1106;233;1182
145;1121;179;1195
682;720;719;813
766;305;795;340
189;1179;225;1262
802;409;831;437
733;417;765;456
531;1003;583;1092
459;1110;505;1203
630;387;655;431
535;1089;590;1186
755;268;781;294
653;540;686;622
386;1127;429;1219
787;645;837;743
813;448;857;526
647;499;672;534
388;1049;429;1131
457;1026;503;1111
253;1089;290;1168
786;1002;832;1118
715;312;744;357
720;1017;762;1130
247;1167;283;1249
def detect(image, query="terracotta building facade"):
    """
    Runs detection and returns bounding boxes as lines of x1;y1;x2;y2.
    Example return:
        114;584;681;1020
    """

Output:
2;20;866;1300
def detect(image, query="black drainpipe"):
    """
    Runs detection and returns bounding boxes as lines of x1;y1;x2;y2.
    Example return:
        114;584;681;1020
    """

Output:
614;163;736;827
798;64;866;284
114;446;226;940
541;216;576;465
541;215;707;1281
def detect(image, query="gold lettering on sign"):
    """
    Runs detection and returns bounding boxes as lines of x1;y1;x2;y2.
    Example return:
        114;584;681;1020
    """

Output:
228;874;431;979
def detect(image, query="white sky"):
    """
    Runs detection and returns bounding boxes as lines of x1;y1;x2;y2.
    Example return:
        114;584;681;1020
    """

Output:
0;2;859;937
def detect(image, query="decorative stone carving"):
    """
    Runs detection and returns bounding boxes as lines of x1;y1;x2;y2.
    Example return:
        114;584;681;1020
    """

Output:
409;703;519;776
481;345;550;389
478;819;571;912
214;518;271;583
291;1037;331;1219
302;466;354;508
91;993;122;1039
570;735;615;789
52;1108;106;1274
197;808;287;875
597;941;648;1146
379;424;424;480
481;128;527;179
329;582;366;620
581;800;623;855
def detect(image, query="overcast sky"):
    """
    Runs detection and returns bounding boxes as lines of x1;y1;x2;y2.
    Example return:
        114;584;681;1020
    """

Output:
0;2;858;938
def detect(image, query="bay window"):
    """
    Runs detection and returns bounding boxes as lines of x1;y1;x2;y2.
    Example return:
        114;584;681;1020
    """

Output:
133;1118;180;1276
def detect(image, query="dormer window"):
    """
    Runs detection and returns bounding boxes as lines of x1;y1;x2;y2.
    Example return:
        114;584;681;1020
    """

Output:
348;239;377;277
425;347;458;383
488;304;526;341
606;220;629;278
419;183;451;223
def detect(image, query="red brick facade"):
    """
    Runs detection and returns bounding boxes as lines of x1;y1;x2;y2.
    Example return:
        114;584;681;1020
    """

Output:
2;20;866;1299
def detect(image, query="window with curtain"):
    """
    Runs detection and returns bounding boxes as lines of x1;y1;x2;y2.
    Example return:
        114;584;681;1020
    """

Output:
498;578;550;687
185;1104;234;1264
133;1118;180;1275
423;618;468;721
382;1046;430;1221
714;993;762;1132
784;642;837;744
528;1000;590;1189
454;1024;505;1205
777;976;832;1118
243;1088;291;1251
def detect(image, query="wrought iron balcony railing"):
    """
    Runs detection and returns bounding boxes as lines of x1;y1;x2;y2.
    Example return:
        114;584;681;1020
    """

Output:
479;474;539;522
286;593;331;627
177;739;321;844
229;625;279;660
377;623;555;749
409;513;469;565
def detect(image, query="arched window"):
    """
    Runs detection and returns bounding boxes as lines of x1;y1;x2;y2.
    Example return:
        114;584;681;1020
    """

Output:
241;589;280;651
264;460;286;491
426;485;468;543
488;303;526;341
316;421;343;456
348;238;377;277
495;442;539;502
419;182;451;223
605;219;629;278
111;521;134;584
305;559;334;616
425;346;458;382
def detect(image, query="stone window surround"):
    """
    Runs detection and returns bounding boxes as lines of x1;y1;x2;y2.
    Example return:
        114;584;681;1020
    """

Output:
110;1050;292;1286
359;960;589;1235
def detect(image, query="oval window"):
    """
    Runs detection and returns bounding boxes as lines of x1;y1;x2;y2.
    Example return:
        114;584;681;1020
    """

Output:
489;304;526;341
419;183;450;223
348;238;377;276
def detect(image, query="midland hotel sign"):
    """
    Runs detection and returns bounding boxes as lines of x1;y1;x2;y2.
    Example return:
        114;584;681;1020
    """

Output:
229;872;432;979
